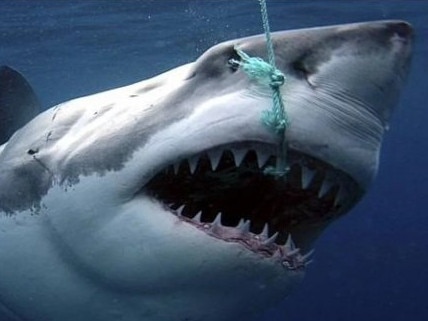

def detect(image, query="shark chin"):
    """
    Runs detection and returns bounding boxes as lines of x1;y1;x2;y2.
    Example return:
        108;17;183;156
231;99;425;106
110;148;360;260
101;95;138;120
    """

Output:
0;20;412;321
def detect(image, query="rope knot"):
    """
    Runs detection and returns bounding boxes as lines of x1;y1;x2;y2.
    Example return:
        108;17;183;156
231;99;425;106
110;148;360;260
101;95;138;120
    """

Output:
230;48;285;89
270;70;285;88
230;47;288;134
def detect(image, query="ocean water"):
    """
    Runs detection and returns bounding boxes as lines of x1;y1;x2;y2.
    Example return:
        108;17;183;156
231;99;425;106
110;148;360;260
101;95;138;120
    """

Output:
0;1;427;321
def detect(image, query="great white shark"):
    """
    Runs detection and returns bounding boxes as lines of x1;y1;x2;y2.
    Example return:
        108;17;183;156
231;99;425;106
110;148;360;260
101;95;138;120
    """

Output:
0;20;412;321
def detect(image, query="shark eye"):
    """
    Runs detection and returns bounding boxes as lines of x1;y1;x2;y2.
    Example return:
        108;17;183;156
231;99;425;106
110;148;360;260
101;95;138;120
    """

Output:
292;60;309;78
292;60;315;88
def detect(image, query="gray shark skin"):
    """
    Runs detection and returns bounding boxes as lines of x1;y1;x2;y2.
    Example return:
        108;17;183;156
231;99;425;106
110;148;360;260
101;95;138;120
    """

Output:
0;21;412;321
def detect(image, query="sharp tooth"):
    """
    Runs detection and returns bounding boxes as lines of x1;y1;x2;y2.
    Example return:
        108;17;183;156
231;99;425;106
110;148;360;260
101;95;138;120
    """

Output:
284;234;296;251
318;178;334;198
262;231;278;246
231;149;246;166
305;259;314;267
237;219;250;233
301;166;315;189
192;211;202;223
212;212;222;226
173;162;180;175
188;157;198;174
301;249;315;262
286;248;301;258
334;186;346;207
260;223;269;239
236;218;245;228
272;249;282;259
256;151;270;168
176;205;185;216
241;220;251;233
208;150;222;171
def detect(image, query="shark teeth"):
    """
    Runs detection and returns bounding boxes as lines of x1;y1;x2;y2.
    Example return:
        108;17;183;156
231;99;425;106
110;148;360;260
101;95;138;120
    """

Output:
318;173;335;198
169;215;317;270
168;146;350;211
284;234;296;251
262;231;279;246
181;145;277;174
237;219;251;233
160;146;355;239
256;150;271;168
188;156;199;174
173;162;180;175
192;211;202;223
176;205;185;217
173;207;313;270
260;223;269;239
334;186;347;207
230;148;247;167
301;166;316;189
207;150;222;171
148;143;358;270
212;212;222;226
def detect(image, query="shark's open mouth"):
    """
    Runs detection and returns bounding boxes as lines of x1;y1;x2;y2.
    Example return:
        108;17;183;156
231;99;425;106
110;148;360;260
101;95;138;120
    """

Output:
145;143;362;268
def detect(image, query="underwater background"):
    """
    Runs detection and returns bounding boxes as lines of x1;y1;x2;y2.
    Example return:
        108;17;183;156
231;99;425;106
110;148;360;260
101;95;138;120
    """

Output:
0;1;427;320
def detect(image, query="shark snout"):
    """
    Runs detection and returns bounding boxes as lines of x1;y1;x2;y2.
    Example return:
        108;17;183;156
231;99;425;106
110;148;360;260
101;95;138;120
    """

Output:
386;20;413;40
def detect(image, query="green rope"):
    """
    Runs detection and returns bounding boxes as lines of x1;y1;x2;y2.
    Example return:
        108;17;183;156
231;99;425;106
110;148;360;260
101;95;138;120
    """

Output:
229;0;289;177
259;0;275;67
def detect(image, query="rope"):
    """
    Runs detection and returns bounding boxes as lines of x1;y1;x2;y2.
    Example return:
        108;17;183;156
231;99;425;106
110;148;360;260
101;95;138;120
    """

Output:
259;0;275;66
229;0;289;177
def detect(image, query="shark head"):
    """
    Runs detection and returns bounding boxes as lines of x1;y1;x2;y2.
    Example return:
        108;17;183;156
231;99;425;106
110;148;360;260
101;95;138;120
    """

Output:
0;20;412;321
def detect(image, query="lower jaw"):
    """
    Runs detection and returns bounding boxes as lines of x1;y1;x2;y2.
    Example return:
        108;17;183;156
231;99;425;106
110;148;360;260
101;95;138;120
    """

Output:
168;205;315;270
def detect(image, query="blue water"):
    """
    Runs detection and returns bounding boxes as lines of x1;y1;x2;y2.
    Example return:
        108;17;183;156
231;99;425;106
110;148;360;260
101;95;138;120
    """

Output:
1;1;427;320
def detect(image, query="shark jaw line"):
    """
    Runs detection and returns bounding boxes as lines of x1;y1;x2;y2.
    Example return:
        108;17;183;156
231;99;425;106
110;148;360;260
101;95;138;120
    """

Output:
143;141;362;267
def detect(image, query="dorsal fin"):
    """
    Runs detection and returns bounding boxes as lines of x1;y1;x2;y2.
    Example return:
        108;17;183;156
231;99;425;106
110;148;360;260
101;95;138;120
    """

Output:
0;66;40;145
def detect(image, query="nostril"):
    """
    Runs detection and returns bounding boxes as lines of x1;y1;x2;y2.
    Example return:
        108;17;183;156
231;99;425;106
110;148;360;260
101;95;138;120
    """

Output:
388;21;413;39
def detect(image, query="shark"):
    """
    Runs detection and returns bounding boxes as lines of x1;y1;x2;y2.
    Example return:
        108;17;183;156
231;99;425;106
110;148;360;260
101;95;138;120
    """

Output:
0;20;412;321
